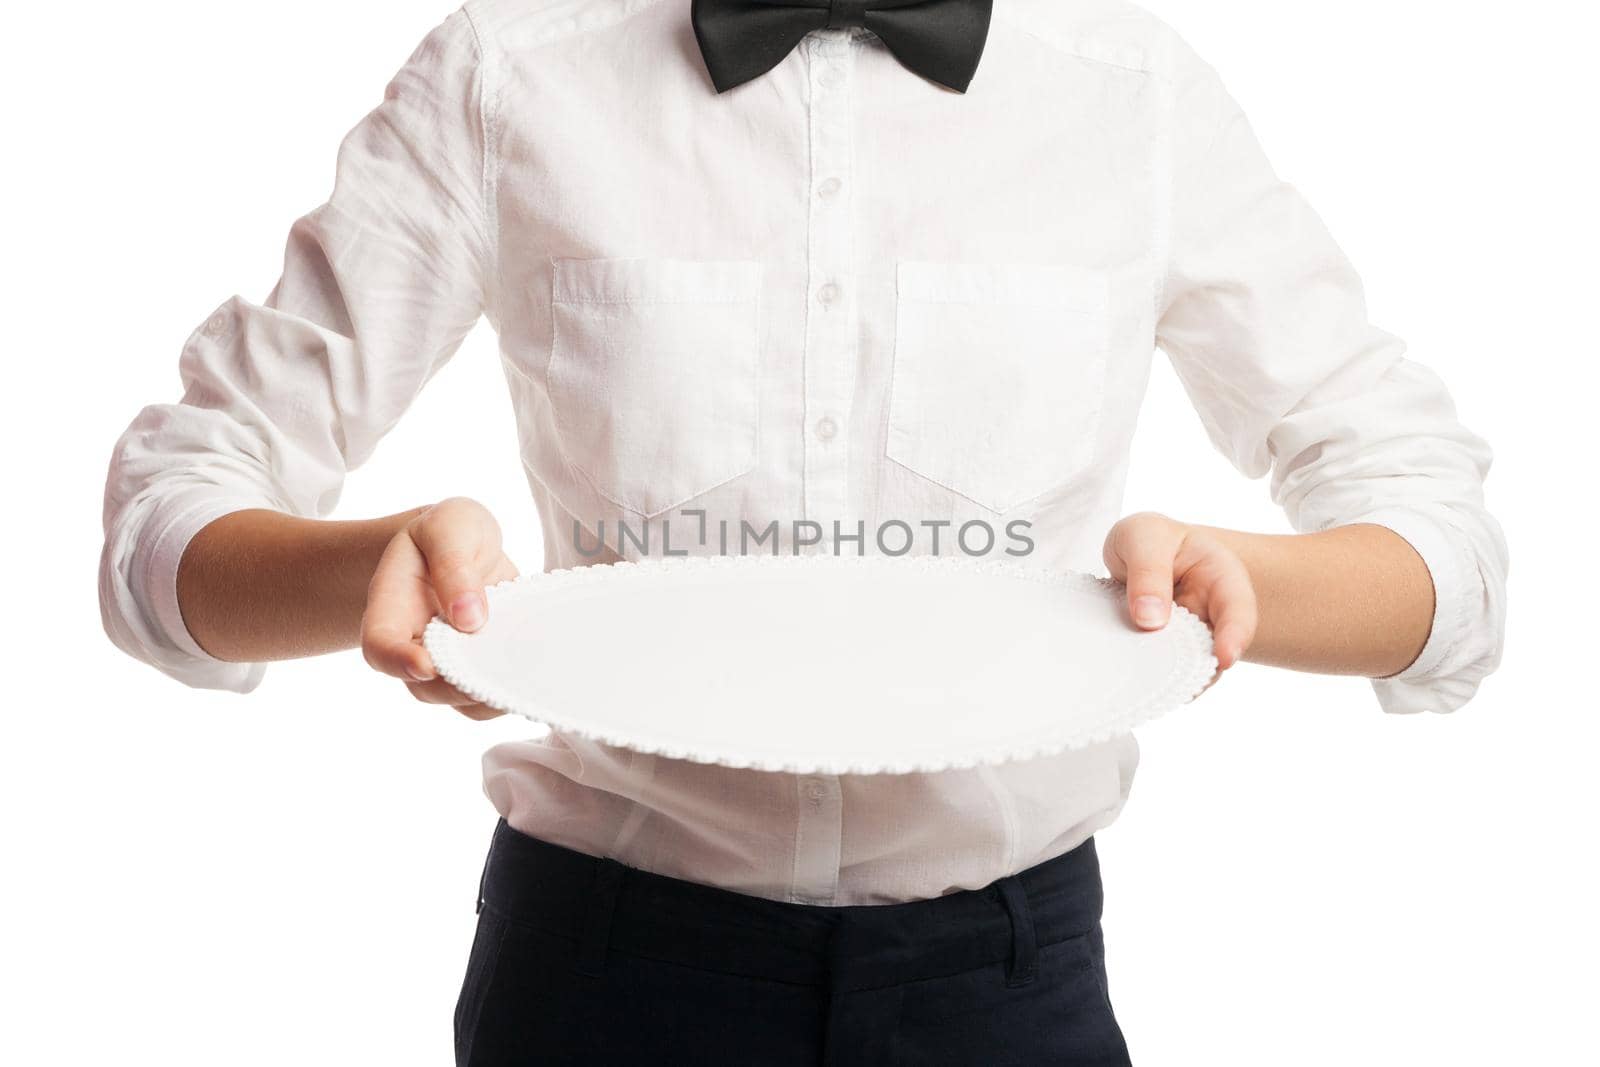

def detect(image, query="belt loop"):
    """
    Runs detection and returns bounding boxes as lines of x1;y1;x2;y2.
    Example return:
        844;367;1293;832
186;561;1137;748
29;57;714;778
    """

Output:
995;875;1039;988
574;857;626;979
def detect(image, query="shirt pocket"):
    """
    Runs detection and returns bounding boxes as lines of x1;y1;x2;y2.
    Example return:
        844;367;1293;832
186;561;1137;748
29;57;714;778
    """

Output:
548;257;762;519
887;262;1110;513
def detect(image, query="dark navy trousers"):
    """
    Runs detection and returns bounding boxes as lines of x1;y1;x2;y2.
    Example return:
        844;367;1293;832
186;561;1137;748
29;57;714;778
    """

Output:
455;818;1133;1065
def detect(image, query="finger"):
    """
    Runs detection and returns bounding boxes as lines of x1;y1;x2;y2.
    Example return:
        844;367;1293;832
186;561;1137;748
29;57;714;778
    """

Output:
455;704;507;722
1205;559;1259;671
403;677;486;706
1110;527;1179;630
401;680;505;720
362;533;437;682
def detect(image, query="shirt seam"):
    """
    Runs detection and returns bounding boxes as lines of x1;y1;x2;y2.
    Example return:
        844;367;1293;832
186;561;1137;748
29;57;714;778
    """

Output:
1155;101;1245;324
788;777;806;904
1150;39;1175;321
461;2;502;327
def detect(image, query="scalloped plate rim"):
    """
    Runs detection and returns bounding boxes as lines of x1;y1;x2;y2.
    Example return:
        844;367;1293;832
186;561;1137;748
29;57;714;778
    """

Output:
421;554;1218;775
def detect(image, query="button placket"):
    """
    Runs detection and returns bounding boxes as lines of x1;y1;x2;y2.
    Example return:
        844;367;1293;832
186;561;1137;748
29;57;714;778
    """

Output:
791;774;843;905
788;31;854;908
800;32;858;533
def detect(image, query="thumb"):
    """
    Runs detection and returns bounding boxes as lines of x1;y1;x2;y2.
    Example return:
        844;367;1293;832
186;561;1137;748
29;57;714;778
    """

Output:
432;555;488;633
412;507;498;633
1108;525;1177;630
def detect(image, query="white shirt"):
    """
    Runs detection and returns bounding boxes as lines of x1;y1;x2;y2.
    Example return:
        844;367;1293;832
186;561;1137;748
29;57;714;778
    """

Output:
99;0;1509;905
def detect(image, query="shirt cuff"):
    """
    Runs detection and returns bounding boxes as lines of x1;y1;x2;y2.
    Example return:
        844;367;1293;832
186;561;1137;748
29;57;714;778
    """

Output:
1344;506;1474;714
131;492;270;677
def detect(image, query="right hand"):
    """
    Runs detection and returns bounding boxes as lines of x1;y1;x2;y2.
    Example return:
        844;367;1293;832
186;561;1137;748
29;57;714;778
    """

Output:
361;497;519;720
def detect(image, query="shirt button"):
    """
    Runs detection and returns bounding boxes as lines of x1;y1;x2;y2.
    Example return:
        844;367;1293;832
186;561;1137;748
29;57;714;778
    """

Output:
816;282;840;306
805;781;826;803
815;416;838;441
817;177;842;200
817;66;844;89
203;312;228;338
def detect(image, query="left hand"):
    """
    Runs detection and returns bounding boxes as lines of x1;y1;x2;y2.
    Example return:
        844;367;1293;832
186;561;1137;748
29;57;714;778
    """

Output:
1103;512;1258;689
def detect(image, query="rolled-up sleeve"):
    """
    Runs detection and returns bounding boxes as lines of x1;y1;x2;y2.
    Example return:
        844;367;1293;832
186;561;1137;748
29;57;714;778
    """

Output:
99;6;492;691
1155;41;1509;715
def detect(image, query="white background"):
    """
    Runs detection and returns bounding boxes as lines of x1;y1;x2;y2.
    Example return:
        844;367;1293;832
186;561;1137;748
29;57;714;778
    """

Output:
3;1;1596;1063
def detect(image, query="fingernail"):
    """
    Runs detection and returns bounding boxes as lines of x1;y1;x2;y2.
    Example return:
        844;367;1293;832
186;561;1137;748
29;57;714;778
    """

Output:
406;663;434;683
1133;596;1168;627
450;593;486;632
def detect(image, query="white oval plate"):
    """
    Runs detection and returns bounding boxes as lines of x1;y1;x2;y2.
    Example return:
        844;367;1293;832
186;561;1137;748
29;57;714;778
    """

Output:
423;554;1216;775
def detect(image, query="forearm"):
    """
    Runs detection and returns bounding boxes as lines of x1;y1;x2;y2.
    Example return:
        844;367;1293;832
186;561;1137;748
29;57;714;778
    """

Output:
1193;522;1434;678
176;506;425;662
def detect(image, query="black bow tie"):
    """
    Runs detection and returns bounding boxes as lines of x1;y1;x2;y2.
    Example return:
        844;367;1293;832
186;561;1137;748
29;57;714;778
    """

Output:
691;0;994;94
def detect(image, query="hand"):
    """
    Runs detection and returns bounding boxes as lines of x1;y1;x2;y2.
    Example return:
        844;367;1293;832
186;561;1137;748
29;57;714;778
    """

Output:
1102;512;1257;689
362;497;520;720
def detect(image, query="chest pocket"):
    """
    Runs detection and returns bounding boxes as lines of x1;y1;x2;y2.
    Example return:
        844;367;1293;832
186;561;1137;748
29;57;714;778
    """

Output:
548;258;762;519
887;262;1110;513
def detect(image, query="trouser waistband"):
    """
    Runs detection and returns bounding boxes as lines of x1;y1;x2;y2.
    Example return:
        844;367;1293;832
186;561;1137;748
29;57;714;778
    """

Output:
475;818;1105;993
